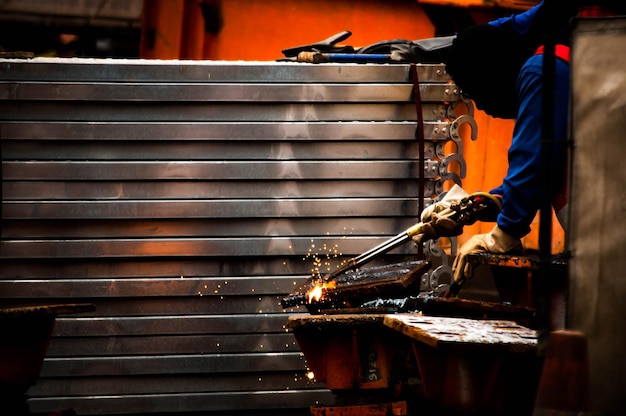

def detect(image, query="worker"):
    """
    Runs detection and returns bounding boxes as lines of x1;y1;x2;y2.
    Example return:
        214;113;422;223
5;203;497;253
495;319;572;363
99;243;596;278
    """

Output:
425;1;626;293
420;0;578;293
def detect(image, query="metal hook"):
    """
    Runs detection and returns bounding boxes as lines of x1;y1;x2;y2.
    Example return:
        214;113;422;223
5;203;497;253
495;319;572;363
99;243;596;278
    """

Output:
439;153;467;179
451;114;478;141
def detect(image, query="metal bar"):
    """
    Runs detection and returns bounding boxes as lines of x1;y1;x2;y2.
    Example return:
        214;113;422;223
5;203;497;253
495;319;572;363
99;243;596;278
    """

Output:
0;295;291;317
2;160;437;180
27;390;333;415
2;141;427;161
0;120;457;142
39;352;308;376
0;235;420;259
2;198;423;219
0;256;407;280
0;102;438;122
30;372;322;396
46;333;300;356
51;315;293;338
0;276;307;298
538;37;556;352
0;82;457;103
3;180;430;200
77;296;291;317
0;217;421;238
0;120;419;141
411;63;426;258
0;58;448;83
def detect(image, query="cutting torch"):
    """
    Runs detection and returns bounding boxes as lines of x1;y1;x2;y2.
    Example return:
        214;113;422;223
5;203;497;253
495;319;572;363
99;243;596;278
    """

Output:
321;191;501;285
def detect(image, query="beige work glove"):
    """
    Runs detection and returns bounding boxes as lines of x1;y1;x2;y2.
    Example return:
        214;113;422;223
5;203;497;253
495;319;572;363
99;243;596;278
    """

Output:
412;185;470;244
452;224;522;284
414;210;466;244
413;184;470;244
420;184;469;222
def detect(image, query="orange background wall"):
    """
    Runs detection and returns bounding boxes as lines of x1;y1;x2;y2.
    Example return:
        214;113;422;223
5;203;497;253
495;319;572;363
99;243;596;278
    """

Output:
140;0;564;252
141;0;436;60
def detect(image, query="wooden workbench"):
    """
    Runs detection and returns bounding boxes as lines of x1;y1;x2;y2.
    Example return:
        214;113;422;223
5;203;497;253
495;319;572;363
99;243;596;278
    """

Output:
289;313;542;414
383;314;541;414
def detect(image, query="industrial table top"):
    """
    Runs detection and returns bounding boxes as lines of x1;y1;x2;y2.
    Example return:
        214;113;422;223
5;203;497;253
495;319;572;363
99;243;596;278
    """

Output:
288;312;537;353
383;313;537;353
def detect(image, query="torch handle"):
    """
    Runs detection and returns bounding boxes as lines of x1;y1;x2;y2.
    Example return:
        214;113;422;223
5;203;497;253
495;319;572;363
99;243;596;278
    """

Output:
322;223;425;282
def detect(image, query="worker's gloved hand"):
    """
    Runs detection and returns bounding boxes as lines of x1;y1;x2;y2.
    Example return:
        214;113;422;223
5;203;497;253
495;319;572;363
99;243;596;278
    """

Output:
413;184;470;244
420;184;469;222
452;225;522;284
413;209;466;244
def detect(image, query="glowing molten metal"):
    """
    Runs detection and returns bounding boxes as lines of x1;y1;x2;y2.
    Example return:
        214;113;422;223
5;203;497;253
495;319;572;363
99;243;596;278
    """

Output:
307;280;336;303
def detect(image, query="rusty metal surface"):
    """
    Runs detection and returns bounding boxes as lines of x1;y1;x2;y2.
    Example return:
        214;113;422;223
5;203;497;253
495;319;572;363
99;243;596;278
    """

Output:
287;313;386;329
383;314;537;353
466;252;568;270
363;294;536;323
282;260;429;311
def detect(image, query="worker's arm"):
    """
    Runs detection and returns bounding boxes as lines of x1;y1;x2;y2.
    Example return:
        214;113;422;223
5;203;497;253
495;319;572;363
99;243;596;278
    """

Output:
491;53;570;239
488;0;543;35
448;54;569;295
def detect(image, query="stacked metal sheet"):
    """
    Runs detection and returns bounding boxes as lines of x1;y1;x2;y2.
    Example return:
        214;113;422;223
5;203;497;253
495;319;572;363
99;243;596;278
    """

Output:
0;58;475;415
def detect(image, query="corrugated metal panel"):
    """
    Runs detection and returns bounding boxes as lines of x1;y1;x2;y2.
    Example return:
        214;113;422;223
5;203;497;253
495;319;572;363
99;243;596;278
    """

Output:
0;58;467;415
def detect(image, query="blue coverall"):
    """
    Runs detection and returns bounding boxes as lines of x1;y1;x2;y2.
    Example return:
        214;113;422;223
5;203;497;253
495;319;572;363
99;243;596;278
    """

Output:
487;2;570;238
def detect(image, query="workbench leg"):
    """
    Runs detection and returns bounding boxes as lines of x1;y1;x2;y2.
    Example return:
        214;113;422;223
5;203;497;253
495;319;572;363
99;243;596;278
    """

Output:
533;330;591;415
412;342;502;412
410;341;541;414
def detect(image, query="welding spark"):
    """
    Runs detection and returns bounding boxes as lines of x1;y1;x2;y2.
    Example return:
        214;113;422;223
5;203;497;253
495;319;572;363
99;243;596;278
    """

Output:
306;280;336;303
303;240;342;279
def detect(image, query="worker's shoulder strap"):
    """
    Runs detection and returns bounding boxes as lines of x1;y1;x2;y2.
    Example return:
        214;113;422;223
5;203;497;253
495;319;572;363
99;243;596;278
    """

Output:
534;45;570;63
